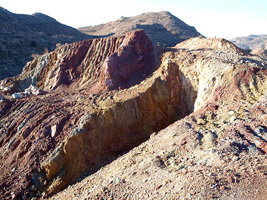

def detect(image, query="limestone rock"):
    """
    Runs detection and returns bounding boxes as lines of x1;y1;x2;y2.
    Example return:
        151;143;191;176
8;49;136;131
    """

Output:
51;125;57;138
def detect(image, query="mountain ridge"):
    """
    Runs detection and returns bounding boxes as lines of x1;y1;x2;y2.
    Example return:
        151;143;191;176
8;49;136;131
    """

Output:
0;9;201;81
79;11;201;47
0;7;92;80
1;31;267;199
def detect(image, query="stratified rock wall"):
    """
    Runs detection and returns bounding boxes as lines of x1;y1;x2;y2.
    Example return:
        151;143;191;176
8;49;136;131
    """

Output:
0;30;181;198
1;32;267;199
41;60;189;193
50;37;267;200
2;30;156;94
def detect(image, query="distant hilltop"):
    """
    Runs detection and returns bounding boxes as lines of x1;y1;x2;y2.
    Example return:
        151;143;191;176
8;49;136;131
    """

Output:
231;34;267;58
79;11;201;47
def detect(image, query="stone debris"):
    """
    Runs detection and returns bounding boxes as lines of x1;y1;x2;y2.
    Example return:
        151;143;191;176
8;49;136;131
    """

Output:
51;125;57;138
24;85;47;96
3;87;11;92
1;86;12;94
12;92;22;99
230;115;237;123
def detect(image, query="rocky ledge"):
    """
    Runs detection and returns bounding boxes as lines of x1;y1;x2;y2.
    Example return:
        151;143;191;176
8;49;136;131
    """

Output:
0;31;267;199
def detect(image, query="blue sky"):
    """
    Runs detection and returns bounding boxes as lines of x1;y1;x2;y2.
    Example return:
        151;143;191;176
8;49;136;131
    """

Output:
1;0;267;39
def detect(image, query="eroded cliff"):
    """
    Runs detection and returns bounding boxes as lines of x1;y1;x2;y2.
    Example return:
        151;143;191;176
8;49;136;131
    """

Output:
0;30;187;198
0;31;267;199
51;37;267;200
2;30;156;93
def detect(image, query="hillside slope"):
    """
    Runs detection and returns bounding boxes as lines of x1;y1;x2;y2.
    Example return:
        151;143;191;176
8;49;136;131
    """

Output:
231;34;267;58
0;7;92;80
51;37;267;200
1;31;267;199
79;11;201;47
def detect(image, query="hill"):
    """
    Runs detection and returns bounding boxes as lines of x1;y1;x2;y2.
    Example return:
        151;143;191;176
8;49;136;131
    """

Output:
79;11;201;47
0;7;92;80
231;34;267;58
1;31;267;199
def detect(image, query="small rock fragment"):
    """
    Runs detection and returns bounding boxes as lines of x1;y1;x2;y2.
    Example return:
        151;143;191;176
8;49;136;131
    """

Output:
230;115;236;123
3;87;11;92
12;93;22;99
228;177;233;183
24;85;47;95
229;110;235;116
51;125;57;137
31;185;38;191
155;185;162;190
162;180;168;186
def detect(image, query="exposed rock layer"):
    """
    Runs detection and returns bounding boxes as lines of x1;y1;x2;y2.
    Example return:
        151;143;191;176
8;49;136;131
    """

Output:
1;30;156;93
51;37;267;200
1;32;267;199
0;30;182;198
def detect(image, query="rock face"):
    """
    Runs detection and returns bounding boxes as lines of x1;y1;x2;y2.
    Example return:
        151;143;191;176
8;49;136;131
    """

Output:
79;11;201;47
0;7;92;80
1;30;156;93
0;30;184;198
51;37;267;200
1;31;267;200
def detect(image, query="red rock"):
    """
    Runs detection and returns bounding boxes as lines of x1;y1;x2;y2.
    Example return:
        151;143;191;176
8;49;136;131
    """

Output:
1;34;267;199
4;30;155;94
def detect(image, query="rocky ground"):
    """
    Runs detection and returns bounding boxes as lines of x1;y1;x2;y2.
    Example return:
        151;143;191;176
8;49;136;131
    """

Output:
1;31;267;200
50;99;267;200
49;37;267;200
